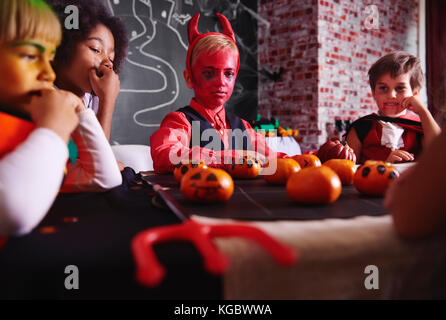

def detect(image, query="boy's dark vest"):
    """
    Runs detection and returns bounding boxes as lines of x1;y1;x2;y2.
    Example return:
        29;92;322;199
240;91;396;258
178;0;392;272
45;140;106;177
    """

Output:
178;106;251;151
346;113;423;163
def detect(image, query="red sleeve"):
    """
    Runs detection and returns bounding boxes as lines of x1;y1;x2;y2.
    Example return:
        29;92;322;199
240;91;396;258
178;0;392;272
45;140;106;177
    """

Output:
242;120;289;159
150;112;238;173
150;111;190;173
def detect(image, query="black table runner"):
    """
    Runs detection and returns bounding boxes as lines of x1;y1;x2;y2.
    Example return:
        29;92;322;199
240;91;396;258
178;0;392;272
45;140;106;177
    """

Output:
0;168;221;299
147;173;388;221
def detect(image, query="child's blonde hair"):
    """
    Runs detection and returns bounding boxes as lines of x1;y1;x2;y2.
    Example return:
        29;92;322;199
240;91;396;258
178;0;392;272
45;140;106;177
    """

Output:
0;0;61;45
190;34;238;67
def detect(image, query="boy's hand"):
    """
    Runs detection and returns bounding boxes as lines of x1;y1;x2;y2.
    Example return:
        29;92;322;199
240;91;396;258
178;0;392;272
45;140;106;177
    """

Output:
89;62;120;103
401;95;441;149
385;149;414;163
400;95;426;116
27;89;81;143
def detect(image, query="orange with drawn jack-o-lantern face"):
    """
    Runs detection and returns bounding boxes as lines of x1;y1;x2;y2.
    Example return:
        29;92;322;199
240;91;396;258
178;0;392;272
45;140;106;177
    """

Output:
180;167;234;203
354;160;399;196
173;160;207;183
225;156;262;179
291;154;321;169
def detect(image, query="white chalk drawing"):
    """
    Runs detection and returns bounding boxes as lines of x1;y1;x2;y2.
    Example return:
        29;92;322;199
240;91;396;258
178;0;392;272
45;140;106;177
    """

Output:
106;0;187;127
172;13;192;25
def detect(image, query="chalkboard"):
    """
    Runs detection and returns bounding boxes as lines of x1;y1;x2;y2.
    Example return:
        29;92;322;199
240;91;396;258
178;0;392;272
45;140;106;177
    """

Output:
103;0;259;145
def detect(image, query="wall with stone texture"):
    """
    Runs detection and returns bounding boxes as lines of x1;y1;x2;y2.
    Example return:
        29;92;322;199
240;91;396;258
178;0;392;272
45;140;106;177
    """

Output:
258;0;419;151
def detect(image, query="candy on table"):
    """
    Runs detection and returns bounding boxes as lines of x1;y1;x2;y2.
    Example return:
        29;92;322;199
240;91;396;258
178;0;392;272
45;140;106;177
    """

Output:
251;114;299;138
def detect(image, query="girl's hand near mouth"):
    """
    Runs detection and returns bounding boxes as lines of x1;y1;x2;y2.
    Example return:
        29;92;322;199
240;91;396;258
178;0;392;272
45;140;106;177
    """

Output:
88;61;120;140
88;62;120;102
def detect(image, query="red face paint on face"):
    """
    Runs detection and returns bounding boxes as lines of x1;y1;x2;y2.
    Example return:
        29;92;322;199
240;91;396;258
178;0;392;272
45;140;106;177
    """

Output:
188;49;238;110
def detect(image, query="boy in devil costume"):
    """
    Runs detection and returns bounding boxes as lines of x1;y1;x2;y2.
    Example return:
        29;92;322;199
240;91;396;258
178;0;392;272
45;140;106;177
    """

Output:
346;51;440;163
150;13;287;173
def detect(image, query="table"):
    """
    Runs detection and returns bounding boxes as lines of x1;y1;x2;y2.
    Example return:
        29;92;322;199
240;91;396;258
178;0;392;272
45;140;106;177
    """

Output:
200;215;446;299
143;163;446;299
1;165;445;299
0;169;221;299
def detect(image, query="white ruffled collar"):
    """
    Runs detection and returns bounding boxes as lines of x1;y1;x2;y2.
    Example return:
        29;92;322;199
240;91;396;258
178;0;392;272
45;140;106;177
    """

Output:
378;120;405;150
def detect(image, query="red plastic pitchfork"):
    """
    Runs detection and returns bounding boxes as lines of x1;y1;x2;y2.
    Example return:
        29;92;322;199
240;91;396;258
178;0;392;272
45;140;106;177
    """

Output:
131;176;297;287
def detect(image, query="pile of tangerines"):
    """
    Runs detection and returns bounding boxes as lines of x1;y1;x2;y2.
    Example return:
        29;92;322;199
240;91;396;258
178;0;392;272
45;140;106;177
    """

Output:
173;153;399;205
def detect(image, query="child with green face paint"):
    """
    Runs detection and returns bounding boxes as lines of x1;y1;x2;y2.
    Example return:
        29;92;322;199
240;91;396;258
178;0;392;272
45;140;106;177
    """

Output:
0;0;121;237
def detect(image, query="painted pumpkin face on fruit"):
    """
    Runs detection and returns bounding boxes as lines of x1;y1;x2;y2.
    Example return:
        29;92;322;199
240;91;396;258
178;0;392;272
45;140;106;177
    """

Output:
354;160;399;196
174;161;208;183
180;167;234;202
225;156;262;179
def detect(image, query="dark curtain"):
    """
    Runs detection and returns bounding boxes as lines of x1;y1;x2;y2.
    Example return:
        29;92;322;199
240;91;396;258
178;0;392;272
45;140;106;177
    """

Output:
426;0;446;123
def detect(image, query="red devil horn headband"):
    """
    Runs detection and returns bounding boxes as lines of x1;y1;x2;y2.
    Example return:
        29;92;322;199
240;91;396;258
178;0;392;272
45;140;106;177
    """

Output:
188;13;200;44
188;13;236;44
186;13;239;75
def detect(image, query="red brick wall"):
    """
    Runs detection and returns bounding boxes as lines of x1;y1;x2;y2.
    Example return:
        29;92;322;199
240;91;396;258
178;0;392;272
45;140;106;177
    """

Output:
258;0;419;152
258;0;319;150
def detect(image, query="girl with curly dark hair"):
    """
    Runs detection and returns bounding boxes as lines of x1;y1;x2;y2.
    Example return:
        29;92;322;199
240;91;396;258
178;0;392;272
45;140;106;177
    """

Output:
47;0;129;140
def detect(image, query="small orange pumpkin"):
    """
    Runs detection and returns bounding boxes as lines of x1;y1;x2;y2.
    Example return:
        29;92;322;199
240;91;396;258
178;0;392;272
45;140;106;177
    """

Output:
263;158;301;185
323;159;356;185
173;160;207;183
292;154;321;169
286;166;342;204
317;139;356;163
354;161;399;196
180;167;234;203
225;156;262;179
